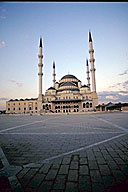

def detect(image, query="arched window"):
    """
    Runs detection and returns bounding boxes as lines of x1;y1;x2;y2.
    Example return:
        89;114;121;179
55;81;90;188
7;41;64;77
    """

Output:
86;102;89;108
90;103;92;108
83;103;85;108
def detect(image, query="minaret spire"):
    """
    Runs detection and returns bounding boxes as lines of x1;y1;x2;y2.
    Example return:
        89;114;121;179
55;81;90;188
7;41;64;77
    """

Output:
38;37;43;113
39;37;42;48
86;58;90;90
53;61;56;88
89;30;92;42
89;31;96;92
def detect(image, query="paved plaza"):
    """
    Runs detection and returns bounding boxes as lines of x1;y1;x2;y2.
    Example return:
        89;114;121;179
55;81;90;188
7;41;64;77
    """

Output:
0;112;128;192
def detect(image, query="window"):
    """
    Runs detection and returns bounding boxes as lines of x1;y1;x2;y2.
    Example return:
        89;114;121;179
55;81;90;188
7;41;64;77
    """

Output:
83;103;85;108
13;103;15;106
8;103;10;106
19;103;20;105
8;108;10;111
35;107;37;110
19;108;20;110
86;102;89;108
90;103;92;108
13;108;15;110
24;103;26;105
24;108;26;110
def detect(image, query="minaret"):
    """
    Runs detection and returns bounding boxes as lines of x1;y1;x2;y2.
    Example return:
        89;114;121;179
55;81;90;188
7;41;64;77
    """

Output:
89;31;96;92
38;37;43;112
52;61;56;88
86;59;90;90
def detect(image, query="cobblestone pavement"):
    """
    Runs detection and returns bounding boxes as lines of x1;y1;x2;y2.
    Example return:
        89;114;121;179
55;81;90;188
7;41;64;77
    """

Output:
0;112;128;192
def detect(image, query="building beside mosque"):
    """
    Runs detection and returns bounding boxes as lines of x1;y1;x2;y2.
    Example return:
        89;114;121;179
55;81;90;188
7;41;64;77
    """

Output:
6;31;98;114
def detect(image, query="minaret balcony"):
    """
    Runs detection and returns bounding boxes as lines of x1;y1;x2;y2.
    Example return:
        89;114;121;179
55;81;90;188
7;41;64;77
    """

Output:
89;58;95;63
89;49;94;53
38;55;43;58
38;63;43;67
38;72;43;76
90;68;96;72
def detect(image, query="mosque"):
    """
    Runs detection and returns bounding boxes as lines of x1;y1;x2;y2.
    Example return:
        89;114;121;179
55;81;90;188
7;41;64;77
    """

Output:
6;31;98;114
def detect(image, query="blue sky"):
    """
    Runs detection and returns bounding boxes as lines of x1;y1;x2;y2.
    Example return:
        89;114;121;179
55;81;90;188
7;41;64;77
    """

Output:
0;2;128;110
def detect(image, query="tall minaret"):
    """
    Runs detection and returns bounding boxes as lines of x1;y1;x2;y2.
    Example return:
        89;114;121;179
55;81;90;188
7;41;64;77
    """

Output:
52;61;56;88
38;37;43;112
86;59;90;90
89;31;96;92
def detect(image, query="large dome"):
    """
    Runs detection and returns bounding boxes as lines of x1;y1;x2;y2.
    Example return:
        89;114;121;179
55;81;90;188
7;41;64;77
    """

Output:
60;74;78;81
58;74;80;93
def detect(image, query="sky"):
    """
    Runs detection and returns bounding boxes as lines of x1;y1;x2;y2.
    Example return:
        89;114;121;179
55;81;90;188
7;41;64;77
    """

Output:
0;2;128;110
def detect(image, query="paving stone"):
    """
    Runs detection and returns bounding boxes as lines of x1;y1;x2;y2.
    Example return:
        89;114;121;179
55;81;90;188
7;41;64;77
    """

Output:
45;169;58;181
68;170;78;181
16;168;30;179
92;183;105;192
39;163;52;174
71;155;79;162
62;157;71;165
103;175;115;188
96;157;106;165
52;174;67;189
38;180;53;192
112;169;127;183
27;173;45;188
79;175;91;191
99;165;111;176
114;157;126;165
90;170;103;183
65;181;78;192
20;168;38;187
119;165;128;176
79;165;89;175
0;113;128;192
88;160;98;170
79;157;88;165
87;150;95;160
106;160;119;170
70;161;78;170
59;164;69;175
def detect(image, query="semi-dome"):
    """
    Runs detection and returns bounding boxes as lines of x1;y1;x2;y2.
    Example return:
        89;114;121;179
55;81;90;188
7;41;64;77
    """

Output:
47;87;56;91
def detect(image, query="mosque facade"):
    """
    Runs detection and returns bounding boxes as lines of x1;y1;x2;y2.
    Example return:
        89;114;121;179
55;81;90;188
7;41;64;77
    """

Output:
6;32;98;114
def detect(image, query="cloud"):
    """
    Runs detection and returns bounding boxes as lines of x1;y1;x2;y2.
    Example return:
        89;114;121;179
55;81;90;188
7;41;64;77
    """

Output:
0;41;5;47
106;95;118;100
16;83;23;87
118;69;128;76
122;80;128;89
0;97;9;101
0;7;7;19
118;90;128;96
98;90;128;104
9;79;23;88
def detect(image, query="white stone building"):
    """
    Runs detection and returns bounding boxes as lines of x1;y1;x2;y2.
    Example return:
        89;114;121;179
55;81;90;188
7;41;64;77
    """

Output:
6;31;98;114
